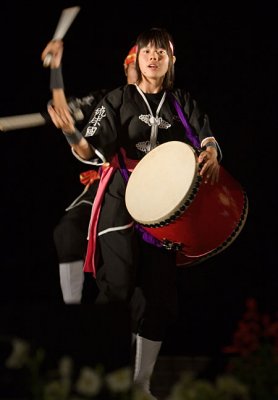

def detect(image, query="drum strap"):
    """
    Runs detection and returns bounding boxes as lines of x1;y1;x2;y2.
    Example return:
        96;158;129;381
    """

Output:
168;92;201;149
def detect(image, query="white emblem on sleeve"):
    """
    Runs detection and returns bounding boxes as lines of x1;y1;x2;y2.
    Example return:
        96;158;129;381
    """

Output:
85;106;107;137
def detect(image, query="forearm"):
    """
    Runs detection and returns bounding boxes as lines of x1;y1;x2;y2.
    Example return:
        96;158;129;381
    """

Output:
72;137;95;160
52;88;68;108
50;66;68;109
63;130;95;160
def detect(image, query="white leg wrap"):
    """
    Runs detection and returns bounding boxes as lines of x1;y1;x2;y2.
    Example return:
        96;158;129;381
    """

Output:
59;260;84;304
133;335;162;395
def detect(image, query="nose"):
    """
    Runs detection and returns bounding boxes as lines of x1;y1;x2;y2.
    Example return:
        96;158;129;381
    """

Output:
149;50;159;59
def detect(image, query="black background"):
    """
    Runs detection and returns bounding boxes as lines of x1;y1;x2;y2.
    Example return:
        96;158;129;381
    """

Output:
0;0;277;358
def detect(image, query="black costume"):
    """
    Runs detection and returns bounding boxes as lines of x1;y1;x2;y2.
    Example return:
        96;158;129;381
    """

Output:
72;83;217;339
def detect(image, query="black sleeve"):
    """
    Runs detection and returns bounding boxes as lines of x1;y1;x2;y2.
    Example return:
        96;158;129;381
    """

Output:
68;89;111;131
80;87;125;163
173;88;222;160
174;88;214;141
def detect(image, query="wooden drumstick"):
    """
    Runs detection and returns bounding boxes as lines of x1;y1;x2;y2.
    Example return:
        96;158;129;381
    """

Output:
0;113;47;131
0;96;88;132
43;6;81;67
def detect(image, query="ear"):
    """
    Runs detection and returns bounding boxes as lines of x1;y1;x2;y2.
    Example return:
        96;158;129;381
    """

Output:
172;55;176;64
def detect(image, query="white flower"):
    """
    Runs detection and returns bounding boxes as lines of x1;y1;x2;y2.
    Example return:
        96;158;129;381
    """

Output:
105;366;132;393
58;356;74;379
43;380;69;400
216;375;250;398
166;372;215;400
75;366;102;396
5;337;30;369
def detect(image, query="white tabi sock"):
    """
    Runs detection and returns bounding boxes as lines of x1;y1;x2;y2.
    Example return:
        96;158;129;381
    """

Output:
133;335;162;396
59;260;84;304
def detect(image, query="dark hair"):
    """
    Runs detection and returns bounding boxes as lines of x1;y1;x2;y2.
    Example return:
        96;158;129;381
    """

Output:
135;27;175;90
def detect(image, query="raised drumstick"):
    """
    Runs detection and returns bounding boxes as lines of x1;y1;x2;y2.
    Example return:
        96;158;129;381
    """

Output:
43;6;81;67
0;113;46;131
0;105;82;132
0;96;88;131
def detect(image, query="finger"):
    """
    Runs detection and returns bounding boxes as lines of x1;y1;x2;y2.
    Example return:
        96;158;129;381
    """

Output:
59;108;73;122
198;152;207;163
199;162;208;177
59;112;74;127
48;106;63;126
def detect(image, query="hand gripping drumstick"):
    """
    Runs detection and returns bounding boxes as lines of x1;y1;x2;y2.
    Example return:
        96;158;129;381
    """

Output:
0;8;81;132
43;6;81;67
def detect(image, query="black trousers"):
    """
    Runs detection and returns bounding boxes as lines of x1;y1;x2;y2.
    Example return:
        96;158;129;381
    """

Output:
53;182;100;303
95;228;178;341
53;182;99;263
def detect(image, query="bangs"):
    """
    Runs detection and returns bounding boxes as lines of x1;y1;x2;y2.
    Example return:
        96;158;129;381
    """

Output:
137;28;173;55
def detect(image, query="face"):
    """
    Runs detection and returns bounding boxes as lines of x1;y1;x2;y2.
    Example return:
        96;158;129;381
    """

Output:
138;43;169;81
125;62;138;84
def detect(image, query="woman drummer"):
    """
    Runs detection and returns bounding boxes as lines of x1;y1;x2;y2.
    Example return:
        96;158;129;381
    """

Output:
47;27;221;399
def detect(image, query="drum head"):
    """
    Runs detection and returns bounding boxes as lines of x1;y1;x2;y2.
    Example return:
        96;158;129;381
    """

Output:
125;141;198;224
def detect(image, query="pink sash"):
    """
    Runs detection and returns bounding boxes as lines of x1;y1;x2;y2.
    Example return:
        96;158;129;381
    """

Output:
83;150;138;277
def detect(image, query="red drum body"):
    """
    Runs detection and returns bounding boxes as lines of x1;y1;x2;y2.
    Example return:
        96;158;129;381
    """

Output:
125;141;248;267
